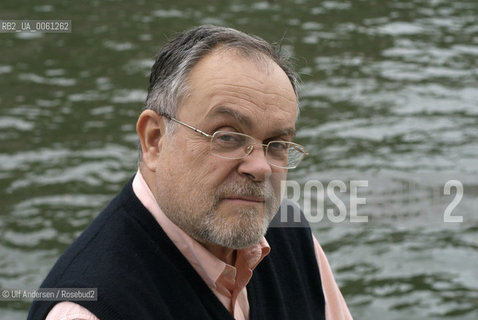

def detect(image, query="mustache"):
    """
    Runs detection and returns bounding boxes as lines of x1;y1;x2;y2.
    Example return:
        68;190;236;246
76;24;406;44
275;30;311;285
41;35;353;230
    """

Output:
215;180;273;200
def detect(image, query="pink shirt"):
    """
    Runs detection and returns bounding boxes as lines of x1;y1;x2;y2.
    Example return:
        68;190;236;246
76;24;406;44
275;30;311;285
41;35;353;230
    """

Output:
46;170;352;320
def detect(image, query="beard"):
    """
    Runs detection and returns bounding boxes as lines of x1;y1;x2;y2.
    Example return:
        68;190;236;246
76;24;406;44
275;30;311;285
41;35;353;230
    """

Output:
159;176;280;250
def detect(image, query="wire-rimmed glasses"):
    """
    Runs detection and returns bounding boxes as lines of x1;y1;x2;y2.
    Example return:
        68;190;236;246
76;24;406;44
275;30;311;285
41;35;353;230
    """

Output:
161;114;308;169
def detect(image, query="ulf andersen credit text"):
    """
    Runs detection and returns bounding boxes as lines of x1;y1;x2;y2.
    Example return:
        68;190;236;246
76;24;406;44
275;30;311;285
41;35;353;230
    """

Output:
0;288;97;301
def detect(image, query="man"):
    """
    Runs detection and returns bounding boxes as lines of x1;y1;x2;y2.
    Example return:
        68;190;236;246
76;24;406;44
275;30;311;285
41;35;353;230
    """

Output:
28;25;352;319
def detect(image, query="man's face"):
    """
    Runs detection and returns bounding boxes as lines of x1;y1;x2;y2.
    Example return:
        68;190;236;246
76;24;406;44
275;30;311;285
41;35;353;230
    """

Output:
153;49;298;249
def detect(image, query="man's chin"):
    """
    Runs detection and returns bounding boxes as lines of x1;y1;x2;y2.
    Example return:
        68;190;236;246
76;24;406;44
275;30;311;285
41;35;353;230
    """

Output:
214;233;265;250
203;214;270;249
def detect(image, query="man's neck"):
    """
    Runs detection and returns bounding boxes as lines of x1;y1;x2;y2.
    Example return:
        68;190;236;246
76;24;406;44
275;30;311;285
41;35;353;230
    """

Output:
201;242;237;266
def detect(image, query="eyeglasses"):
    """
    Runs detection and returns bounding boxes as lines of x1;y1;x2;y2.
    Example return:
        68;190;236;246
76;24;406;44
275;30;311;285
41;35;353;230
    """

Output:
161;114;308;169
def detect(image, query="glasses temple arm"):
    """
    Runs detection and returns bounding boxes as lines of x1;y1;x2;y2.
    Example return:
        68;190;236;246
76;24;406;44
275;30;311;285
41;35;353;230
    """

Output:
160;113;213;138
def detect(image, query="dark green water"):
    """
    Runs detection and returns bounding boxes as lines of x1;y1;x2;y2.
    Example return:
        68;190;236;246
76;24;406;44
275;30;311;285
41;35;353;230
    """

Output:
1;0;477;319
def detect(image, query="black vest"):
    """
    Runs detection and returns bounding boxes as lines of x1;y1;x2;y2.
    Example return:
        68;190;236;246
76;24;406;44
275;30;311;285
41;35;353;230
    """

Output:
28;178;325;320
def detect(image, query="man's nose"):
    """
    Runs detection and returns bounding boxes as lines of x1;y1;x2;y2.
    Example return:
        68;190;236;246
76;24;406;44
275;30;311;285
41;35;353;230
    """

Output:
237;144;272;181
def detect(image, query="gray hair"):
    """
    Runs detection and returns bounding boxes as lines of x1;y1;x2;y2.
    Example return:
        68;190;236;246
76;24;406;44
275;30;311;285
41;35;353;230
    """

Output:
144;25;299;132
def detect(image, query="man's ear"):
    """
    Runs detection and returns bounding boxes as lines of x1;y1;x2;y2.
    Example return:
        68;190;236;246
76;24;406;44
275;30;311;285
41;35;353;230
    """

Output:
136;110;166;172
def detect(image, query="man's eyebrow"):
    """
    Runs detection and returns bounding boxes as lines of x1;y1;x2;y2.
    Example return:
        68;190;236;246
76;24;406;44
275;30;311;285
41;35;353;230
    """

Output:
206;106;253;129
272;127;296;139
206;106;296;138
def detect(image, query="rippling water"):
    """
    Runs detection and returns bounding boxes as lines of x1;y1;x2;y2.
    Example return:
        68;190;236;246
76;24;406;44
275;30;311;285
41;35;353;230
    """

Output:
1;0;477;319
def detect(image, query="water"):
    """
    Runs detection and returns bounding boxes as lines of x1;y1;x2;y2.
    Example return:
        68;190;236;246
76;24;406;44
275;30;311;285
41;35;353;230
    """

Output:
1;0;477;319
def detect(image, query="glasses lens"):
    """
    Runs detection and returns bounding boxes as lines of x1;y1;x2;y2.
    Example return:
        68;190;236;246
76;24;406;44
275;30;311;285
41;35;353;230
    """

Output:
266;142;305;169
211;132;306;169
211;131;251;159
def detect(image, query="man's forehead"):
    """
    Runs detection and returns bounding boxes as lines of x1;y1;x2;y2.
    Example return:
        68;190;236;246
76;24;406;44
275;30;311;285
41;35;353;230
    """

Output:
189;48;294;93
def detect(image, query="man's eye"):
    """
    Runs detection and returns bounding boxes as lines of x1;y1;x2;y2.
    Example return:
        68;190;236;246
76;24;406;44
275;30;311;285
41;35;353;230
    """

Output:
218;134;238;142
269;141;289;151
214;132;246;147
